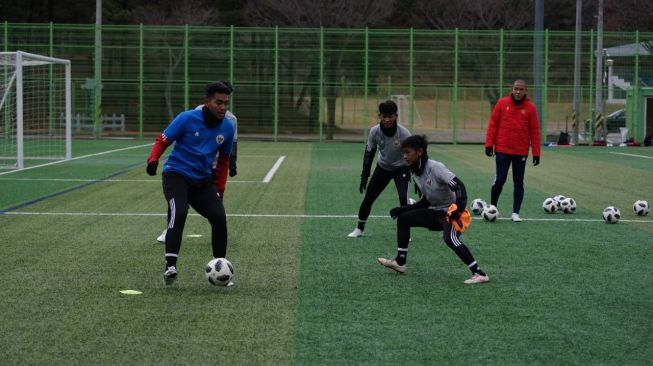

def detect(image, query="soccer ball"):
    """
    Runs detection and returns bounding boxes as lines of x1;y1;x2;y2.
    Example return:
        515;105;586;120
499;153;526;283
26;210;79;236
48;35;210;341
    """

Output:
602;206;621;224
542;197;557;213
559;197;576;214
553;195;567;209
205;258;234;286
471;198;486;215
481;204;498;222
633;200;649;216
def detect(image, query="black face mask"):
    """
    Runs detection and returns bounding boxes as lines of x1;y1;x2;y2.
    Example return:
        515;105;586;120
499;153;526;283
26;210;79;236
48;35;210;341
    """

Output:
410;153;429;176
202;106;223;128
380;122;397;137
511;94;525;106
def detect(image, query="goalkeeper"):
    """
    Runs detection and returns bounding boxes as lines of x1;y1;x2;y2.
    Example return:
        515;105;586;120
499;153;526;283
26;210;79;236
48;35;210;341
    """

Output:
146;82;236;285
347;100;412;238
377;135;490;284
156;80;238;243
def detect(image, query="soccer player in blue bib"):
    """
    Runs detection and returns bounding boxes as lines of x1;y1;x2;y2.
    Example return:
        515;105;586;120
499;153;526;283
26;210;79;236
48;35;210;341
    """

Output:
146;82;236;285
378;135;489;284
155;80;239;243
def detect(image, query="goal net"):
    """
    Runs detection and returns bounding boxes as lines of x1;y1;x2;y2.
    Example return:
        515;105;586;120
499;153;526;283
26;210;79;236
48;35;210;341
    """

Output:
391;94;423;127
0;51;71;170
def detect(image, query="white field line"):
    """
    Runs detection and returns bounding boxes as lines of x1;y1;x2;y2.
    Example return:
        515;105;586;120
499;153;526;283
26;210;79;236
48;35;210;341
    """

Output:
239;154;282;158
0;149;280;183
0;143;152;176
609;152;653;159
0;177;262;183
262;156;286;183
2;211;653;223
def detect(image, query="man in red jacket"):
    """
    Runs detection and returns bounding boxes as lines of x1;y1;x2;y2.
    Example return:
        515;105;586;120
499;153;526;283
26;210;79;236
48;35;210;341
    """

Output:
484;80;541;222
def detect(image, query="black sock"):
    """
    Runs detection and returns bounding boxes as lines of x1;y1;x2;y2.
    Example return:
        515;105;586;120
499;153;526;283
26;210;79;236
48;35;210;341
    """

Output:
396;248;407;265
165;255;178;268
357;220;366;231
468;261;486;276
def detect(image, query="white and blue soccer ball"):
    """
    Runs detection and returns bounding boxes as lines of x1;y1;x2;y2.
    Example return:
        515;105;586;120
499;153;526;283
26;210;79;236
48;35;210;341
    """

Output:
471;198;486;215
553;195;567;209
559;197;576;214
481;204;498;222
633;200;649;216
205;258;234;286
602;206;621;224
542;197;557;213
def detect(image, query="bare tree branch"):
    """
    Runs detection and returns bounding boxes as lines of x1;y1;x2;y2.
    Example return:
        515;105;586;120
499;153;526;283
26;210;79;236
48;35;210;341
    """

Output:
133;0;216;26
244;0;395;27
413;0;531;30
132;0;219;120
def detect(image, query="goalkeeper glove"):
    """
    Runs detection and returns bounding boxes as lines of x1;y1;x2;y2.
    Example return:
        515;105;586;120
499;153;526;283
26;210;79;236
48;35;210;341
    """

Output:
229;160;237;177
359;175;369;194
146;160;158;176
533;156;540;166
390;206;410;219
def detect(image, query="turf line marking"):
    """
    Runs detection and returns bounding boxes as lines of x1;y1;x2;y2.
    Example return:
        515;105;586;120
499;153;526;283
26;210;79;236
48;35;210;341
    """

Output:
262;156;286;183
0;143;152;176
3;211;653;223
609;152;653;159
0;177;261;183
239;154;282;158
0;161;143;214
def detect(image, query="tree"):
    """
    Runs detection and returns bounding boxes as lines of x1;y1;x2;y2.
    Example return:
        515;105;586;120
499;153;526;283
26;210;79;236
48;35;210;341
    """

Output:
243;0;396;138
412;0;531;30
133;0;218;120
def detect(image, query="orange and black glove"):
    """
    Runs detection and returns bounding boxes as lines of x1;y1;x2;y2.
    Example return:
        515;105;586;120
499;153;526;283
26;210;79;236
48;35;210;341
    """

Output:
447;203;471;233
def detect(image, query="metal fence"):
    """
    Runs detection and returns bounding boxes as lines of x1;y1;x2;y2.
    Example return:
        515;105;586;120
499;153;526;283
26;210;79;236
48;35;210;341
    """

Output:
2;22;651;143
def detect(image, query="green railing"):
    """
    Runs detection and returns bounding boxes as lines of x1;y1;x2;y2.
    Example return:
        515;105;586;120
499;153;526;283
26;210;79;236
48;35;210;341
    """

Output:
2;22;651;143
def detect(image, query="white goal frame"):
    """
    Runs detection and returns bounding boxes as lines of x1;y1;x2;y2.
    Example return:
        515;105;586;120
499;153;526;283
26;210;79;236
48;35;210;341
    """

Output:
0;51;71;169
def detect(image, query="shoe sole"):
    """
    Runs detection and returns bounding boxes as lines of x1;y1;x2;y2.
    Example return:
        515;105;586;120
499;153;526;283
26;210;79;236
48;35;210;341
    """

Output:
164;273;177;285
377;259;406;274
464;277;490;284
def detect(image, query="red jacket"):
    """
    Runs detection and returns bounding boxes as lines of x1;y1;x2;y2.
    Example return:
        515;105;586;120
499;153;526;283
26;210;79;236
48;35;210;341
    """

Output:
485;94;541;157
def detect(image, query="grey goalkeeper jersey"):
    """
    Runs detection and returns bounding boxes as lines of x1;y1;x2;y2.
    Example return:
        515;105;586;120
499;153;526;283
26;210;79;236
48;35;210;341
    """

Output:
413;159;457;211
367;123;411;170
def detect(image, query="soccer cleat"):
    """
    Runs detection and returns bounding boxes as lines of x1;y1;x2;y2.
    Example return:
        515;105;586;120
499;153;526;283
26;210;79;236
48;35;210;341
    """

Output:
464;273;490;284
156;229;167;243
347;228;364;238
377;257;406;274
511;213;523;222
163;265;178;285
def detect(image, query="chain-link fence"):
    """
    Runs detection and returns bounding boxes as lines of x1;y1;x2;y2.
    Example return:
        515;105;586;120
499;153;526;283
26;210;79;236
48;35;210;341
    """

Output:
2;22;651;143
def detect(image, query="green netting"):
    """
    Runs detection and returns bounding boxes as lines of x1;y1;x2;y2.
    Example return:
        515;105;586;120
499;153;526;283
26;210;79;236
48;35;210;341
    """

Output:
1;22;651;143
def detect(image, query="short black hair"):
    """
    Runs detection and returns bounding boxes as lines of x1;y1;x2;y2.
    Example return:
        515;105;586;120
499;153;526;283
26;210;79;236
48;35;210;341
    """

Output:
219;80;234;94
378;100;398;115
401;134;428;152
205;82;232;98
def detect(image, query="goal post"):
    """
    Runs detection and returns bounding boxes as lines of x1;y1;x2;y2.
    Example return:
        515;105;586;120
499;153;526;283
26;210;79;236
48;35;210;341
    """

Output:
391;94;423;128
0;51;71;170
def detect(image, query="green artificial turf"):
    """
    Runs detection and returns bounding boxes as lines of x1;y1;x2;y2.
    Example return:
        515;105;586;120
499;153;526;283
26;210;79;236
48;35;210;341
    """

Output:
1;141;651;365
